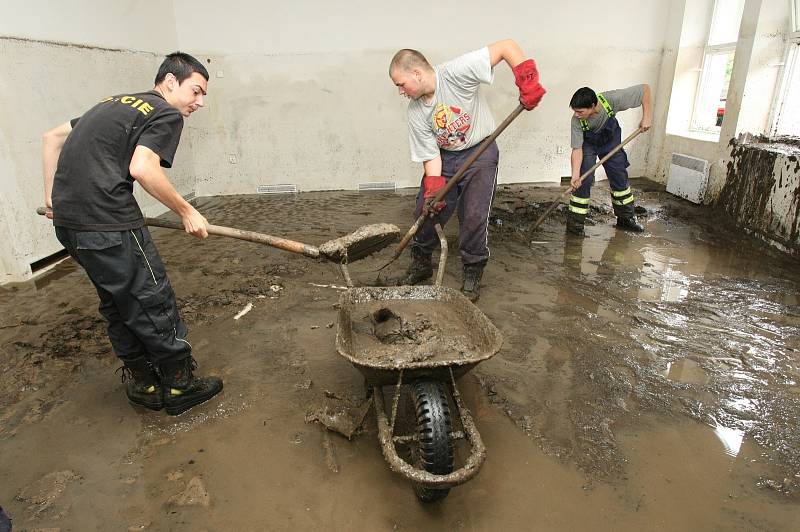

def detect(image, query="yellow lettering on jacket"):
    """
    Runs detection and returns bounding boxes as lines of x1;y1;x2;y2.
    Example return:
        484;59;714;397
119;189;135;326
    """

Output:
137;102;154;116
120;96;136;104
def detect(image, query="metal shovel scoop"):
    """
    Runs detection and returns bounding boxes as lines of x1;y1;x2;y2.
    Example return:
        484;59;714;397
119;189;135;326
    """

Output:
37;208;399;264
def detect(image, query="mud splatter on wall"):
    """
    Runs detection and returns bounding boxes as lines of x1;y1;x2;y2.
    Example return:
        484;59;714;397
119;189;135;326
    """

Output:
717;137;800;254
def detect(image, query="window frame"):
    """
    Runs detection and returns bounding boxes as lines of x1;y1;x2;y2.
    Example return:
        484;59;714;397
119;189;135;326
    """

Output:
689;0;743;134
766;2;800;137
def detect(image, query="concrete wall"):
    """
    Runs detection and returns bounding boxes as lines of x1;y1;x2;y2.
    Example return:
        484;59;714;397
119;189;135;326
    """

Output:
175;0;673;195
0;0;675;282
0;0;178;52
0;37;198;283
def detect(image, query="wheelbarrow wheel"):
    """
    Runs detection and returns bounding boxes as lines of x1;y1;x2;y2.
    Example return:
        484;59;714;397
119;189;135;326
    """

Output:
411;380;454;502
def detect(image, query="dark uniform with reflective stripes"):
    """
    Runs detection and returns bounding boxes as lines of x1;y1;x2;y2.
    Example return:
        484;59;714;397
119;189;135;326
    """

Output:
569;93;637;222
51;91;192;367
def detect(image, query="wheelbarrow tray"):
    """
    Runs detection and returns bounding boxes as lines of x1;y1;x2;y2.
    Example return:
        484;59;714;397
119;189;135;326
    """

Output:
335;285;503;386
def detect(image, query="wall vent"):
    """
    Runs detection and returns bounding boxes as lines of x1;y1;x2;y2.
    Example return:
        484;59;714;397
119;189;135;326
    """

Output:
667;153;709;204
358;181;396;191
257;184;298;194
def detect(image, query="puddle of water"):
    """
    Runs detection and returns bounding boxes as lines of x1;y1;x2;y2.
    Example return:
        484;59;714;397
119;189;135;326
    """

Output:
662;358;709;385
712;423;746;457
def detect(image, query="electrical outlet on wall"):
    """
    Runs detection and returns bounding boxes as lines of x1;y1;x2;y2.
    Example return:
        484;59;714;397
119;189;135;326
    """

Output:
228;154;238;164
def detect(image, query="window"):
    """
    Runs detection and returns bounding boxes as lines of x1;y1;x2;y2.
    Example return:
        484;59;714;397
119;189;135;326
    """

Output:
770;0;800;137
690;0;746;133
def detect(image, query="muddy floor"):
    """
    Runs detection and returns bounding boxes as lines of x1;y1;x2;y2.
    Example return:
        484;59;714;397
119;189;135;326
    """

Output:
1;179;799;531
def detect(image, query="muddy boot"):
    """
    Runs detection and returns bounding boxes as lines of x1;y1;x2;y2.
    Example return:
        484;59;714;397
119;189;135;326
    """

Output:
397;246;433;286
616;216;644;232
461;260;487;303
566;210;586;236
117;356;163;411
159;357;223;416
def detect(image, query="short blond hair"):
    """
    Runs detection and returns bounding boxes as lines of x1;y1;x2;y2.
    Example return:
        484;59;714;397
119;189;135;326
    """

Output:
389;49;433;75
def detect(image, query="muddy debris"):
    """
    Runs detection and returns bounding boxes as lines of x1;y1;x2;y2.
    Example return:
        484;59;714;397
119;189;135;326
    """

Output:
167;476;210;507
349;300;478;366
15;470;82;520
305;395;372;440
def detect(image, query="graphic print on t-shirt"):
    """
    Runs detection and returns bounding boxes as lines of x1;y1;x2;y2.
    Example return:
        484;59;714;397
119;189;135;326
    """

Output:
432;103;472;150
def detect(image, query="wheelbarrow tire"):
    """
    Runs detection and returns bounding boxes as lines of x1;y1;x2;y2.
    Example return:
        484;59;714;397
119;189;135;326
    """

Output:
411;380;454;502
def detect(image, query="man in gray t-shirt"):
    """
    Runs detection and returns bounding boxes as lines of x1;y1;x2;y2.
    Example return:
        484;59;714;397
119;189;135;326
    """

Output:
566;85;652;235
389;39;545;302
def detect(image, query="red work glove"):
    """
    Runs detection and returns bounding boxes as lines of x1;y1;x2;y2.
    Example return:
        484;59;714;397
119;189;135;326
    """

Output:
513;59;546;110
421;175;446;216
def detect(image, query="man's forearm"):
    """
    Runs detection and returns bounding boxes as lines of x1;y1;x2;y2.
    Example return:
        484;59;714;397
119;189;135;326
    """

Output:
423;156;443;177
642;84;653;123
43;143;61;207
135;168;194;217
487;39;525;69
42;122;72;207
571;148;583;179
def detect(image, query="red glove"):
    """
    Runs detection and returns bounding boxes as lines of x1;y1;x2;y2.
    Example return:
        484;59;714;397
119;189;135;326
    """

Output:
422;175;446;215
513;59;546;110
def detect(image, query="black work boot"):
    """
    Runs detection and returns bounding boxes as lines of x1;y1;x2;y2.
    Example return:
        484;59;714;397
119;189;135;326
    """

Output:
159;357;223;416
397;246;433;286
118;356;163;411
566;211;586;236
461;260;487;303
616;216;645;232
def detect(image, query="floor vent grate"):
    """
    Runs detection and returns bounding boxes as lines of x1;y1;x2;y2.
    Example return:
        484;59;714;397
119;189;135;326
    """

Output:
358;181;397;191
257;184;299;194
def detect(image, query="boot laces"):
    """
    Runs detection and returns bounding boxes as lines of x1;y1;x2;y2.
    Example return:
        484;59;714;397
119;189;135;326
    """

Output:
115;366;132;384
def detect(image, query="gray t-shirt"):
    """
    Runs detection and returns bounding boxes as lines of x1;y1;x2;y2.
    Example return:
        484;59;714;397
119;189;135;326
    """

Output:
406;47;495;163
570;84;645;148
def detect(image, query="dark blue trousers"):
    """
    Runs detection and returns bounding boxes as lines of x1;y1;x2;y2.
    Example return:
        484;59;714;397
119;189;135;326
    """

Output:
411;140;499;265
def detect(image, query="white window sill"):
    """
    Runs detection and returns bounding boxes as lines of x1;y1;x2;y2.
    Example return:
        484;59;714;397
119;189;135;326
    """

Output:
667;129;721;143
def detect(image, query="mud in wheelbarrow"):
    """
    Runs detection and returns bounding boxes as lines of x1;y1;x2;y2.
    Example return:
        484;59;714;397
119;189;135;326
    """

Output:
335;283;503;502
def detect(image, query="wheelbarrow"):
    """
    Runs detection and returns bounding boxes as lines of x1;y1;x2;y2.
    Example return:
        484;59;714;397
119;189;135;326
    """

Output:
334;225;503;502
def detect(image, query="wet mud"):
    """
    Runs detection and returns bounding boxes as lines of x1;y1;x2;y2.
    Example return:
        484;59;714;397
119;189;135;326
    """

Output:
719;136;800;252
1;181;799;530
350;300;476;365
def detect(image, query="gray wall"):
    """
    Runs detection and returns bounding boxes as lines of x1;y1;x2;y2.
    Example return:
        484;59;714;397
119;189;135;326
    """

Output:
1;0;675;282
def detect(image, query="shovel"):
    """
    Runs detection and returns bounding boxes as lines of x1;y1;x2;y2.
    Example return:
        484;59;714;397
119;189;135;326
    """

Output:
378;104;526;271
528;127;645;233
36;208;399;264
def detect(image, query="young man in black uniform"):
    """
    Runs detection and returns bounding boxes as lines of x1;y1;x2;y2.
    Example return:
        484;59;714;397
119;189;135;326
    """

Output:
42;52;222;416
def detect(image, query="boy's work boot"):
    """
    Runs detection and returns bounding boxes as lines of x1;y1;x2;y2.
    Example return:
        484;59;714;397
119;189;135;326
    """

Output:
159;357;223;416
566;211;586;236
397;246;433;286
616;216;645;232
118;356;163;411
461;260;487;303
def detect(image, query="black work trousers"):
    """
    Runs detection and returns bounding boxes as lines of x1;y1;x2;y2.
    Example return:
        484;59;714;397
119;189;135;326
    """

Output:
55;226;191;365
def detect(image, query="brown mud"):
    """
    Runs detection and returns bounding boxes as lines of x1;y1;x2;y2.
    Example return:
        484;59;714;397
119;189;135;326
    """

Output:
1;180;799;530
350;300;476;365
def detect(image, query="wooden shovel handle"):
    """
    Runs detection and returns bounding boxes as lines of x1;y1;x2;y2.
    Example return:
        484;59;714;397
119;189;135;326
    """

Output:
36;207;320;258
144;217;320;258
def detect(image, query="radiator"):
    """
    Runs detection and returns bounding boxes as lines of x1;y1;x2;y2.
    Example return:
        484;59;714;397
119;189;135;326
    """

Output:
667;153;709;204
